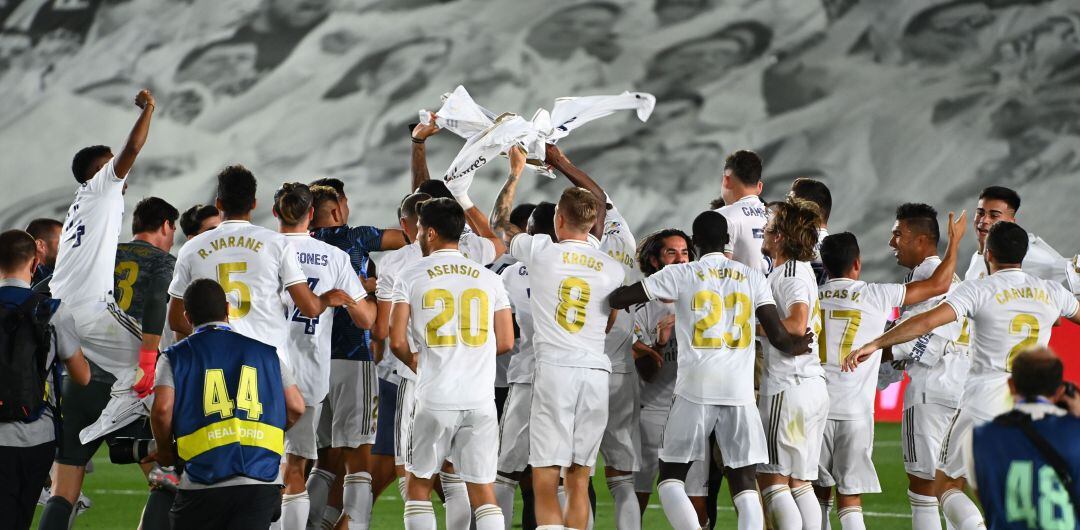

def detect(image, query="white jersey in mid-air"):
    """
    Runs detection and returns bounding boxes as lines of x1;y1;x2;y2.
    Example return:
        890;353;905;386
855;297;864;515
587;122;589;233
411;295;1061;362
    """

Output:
633;299;678;412
641;252;773;406
761;260;823;397
502;261;536;384
281;233;366;404
600;203;637;373
510;234;624;372
818;278;906;420
168;220;306;359
53;158;126;306
714;195;769;275
944;268;1079;417
392;249;510;410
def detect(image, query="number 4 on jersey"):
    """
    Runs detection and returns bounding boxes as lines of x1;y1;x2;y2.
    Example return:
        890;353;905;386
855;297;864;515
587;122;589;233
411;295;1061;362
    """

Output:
291;278;320;334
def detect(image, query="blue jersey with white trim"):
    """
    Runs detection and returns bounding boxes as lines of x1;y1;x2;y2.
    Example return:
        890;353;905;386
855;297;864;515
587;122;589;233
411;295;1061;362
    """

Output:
311;225;383;361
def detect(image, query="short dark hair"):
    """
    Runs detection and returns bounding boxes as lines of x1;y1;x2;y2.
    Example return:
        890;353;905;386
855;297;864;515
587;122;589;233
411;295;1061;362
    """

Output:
216;165;258;217
179;204;219;237
820;232;860;278
25;218;62;240
0;230;37;272
510;203;537;232
691;210;730;252
416;179;454;201
986;221;1028;265
979;185;1021;213
310;177;345;197
637;228;695;276
132;197;179;235
417;198;465;242
273;182;313;226
790;178;832;222
310;185;340;214
724;150;763;186
183;279;229;327
399;192;432;219
528;202;557;238
71;145;111;183
1011;347;1064;400
895;203;939;244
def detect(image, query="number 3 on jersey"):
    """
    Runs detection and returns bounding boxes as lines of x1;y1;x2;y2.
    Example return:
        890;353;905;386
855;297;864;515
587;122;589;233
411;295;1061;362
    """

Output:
556;277;590;333
690;290;752;348
424;288;490;347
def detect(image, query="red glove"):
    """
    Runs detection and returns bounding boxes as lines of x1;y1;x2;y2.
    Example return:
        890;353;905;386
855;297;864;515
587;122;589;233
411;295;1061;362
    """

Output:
133;348;158;398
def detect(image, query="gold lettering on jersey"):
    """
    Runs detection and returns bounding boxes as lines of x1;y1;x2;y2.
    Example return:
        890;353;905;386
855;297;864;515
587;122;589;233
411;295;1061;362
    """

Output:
199;236;265;259
994;287;1051;305
426;263;481;279
607;250;634;269
561;252;604;272
820;290;860;302
694;267;746;282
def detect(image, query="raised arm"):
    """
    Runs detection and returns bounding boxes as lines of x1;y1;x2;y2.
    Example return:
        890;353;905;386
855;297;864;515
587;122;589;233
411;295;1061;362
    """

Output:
902;211;967;306
490;146;527;243
545;144;607;240
114;90;156;180
410;114;440;191
463;200;507;260
843;303;959;371
609;283;649;310
757;304;813;356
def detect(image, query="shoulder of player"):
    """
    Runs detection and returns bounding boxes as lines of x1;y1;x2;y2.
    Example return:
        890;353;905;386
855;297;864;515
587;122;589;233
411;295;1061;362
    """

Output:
501;261;527;279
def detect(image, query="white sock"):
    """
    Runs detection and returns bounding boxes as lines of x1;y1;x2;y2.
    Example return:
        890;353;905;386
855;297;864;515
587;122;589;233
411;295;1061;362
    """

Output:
282;492;311;530
441;472;472;530
762;485;801;530
404;500;437;530
475;504;505;530
792;484;821;530
558;484;568;514
305;469;335;530
398;476;408;501
606;475;641;530
494;476;518;530
819;497;833;530
343;472;373;530
658;479;700;530
733;489;765;530
319;506;341;530
838;506;865;530
909;490;942;530
941;489;985;530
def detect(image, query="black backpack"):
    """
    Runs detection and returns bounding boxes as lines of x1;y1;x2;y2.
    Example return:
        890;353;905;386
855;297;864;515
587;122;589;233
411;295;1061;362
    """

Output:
0;293;56;422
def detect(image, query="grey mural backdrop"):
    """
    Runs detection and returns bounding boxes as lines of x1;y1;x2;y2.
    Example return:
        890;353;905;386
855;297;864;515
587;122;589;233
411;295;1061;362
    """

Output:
1;0;1078;279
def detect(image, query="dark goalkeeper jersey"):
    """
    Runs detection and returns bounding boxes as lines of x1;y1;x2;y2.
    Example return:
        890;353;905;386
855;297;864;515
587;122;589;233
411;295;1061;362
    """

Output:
114;240;175;336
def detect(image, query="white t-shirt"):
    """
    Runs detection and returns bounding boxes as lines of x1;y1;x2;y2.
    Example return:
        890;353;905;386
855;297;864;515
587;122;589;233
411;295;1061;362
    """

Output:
600;204;638;373
632;299;679;412
819;278;906;420
502;261;536;384
895;256;970;409
714;195;769;275
964;234;1068;283
169;220;306;359
52;158;125;306
761;260;823;397
509;234;624;372
642;252;773;405
281;234;366;404
944;269;1079;417
392;249;510;410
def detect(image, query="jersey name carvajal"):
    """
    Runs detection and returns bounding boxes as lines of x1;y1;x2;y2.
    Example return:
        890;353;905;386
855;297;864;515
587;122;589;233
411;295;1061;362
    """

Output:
169;220;306;359
761;260;823;397
393;249;510;410
715;195;769;275
282;234;366;404
642;252;773;406
819;278;906;420
53;158;126;305
510;234;625;372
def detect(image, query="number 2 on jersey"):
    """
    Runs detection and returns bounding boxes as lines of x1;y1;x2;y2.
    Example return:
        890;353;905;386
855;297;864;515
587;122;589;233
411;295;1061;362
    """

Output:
1006;314;1039;372
690;291;751;348
423;288;490;347
555;277;591;333
217;262;251;319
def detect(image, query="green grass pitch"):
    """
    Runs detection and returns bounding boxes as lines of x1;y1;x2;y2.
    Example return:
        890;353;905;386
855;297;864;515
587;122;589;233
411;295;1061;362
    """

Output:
35;423;930;528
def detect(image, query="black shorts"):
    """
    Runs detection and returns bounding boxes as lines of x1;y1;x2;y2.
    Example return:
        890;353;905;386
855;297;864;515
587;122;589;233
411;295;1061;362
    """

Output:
171;484;281;530
56;376;150;466
372;378;398;457
0;442;56;530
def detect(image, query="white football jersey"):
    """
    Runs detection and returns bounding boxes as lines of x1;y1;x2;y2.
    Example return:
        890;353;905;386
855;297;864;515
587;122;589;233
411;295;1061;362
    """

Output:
53;158;125;306
632;299;678;412
169;220;306;359
502;261;536;384
392;249;510;410
600;203;637;373
896;256;970;408
818;278;906;420
510;234;624;372
964;234;1068;283
761;260;823;397
944;269;1078;416
714;195;769;275
642;252;773;405
281;234;366;404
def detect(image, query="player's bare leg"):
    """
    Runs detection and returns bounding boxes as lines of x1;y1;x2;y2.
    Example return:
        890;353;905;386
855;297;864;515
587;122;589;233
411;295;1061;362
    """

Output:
814;484;833;530
532;465;565;528
563;464;593;530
